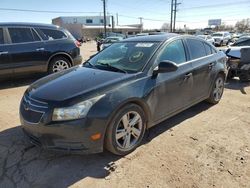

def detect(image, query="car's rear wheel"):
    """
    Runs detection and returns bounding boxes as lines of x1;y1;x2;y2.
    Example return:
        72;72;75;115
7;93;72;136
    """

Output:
105;104;146;155
48;56;71;74
206;74;225;104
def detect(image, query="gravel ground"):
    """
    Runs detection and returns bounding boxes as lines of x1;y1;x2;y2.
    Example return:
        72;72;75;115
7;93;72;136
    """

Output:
0;42;249;188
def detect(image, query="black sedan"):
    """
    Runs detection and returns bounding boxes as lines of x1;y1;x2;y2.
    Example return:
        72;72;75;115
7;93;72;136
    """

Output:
20;34;228;155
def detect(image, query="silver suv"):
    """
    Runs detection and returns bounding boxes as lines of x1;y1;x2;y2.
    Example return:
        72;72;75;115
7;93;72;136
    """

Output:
212;32;231;46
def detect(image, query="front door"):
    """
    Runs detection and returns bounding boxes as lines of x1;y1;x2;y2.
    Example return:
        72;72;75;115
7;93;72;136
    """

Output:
150;39;194;122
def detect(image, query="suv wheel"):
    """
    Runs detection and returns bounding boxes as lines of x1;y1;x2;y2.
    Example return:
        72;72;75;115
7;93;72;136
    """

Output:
206;74;225;104
49;56;71;74
105;104;146;155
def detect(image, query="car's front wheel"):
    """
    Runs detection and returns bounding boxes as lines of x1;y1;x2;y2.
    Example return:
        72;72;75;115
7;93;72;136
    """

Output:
105;104;146;155
48;56;71;74
206;74;225;104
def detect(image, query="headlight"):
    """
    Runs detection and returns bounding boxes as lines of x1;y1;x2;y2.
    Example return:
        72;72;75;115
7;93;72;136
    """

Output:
52;95;104;121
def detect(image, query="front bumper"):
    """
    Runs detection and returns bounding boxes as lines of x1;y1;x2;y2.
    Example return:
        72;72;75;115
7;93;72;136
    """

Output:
20;96;107;154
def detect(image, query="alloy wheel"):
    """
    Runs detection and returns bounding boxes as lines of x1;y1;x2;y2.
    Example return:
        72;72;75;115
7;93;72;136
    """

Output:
52;60;70;72
115;111;143;149
213;77;224;102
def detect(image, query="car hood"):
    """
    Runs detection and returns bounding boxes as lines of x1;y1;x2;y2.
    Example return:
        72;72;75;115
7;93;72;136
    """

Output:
27;66;136;102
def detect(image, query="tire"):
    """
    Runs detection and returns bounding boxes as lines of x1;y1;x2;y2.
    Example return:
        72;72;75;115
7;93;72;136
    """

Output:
206;74;225;104
239;72;250;82
220;41;223;47
48;56;71;74
105;104;147;155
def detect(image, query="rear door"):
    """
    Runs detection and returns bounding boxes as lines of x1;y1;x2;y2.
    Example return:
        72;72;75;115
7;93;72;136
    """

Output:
151;39;194;122
185;38;217;101
6;27;47;74
0;27;13;78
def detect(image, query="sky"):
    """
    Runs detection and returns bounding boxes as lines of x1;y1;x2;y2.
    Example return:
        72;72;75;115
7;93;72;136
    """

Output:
0;0;249;29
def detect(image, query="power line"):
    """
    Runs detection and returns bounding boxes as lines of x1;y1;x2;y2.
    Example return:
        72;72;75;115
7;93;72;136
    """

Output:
180;0;249;10
0;8;100;14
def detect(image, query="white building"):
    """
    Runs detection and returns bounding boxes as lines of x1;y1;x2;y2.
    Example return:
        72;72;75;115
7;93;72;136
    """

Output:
52;16;142;39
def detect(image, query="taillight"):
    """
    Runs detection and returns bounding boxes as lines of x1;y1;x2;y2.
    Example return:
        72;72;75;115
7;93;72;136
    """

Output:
75;40;81;48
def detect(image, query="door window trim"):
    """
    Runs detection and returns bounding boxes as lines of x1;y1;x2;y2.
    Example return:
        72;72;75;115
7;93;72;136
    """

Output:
6;26;44;45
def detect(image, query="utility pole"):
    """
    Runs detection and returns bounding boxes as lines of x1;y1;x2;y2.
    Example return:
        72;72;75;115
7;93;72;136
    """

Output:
173;0;181;33
139;17;143;32
111;15;114;32
173;0;177;32
170;0;174;32
102;0;107;38
116;13;119;26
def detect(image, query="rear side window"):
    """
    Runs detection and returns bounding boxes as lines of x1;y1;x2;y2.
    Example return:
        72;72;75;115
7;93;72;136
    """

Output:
187;39;207;60
158;40;186;64
204;43;212;55
39;29;67;40
0;28;4;44
8;28;35;43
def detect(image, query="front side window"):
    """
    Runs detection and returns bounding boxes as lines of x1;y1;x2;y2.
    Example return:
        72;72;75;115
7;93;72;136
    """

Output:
234;39;250;46
86;42;159;73
157;40;186;64
39;29;67;40
8;28;35;43
187;39;207;60
0;28;4;44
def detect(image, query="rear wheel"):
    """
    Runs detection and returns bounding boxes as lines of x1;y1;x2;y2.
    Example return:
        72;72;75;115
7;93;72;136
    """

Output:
105;104;146;155
206;74;225;104
48;56;71;74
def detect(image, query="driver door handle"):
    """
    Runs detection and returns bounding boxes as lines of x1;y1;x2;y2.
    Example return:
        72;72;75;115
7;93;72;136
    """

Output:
36;48;45;51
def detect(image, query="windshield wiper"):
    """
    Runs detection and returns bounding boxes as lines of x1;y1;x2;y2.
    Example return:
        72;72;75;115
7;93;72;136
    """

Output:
97;62;127;73
84;61;95;67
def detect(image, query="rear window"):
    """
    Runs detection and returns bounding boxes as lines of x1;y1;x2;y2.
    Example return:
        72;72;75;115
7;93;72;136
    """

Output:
187;39;207;59
8;28;35;43
39;28;67;40
0;28;4;44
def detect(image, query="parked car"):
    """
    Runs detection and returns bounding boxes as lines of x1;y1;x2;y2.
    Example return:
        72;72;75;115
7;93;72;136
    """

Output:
197;35;215;45
224;37;250;81
212;32;231;46
102;36;123;49
0;22;82;79
20;34;228;155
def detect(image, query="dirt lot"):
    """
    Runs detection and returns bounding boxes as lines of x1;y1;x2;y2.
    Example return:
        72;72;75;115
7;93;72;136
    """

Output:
0;42;249;188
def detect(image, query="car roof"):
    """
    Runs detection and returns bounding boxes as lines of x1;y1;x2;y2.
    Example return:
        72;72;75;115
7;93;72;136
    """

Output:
0;22;59;29
123;33;179;42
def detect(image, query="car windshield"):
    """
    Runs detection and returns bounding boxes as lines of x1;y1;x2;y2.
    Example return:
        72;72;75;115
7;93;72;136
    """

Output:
212;33;223;37
85;42;159;73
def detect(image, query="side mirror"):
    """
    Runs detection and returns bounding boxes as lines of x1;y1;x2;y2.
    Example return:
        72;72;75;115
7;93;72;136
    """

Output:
153;60;178;75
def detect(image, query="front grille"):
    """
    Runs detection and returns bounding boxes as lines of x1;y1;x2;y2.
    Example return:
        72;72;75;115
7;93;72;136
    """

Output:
21;94;48;124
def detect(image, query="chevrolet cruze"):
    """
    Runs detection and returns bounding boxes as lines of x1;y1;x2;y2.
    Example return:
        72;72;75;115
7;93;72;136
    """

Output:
20;34;228;155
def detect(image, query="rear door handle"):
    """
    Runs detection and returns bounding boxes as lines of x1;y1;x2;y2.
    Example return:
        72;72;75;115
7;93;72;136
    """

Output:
0;51;8;55
36;48;45;51
209;62;215;69
184;72;192;80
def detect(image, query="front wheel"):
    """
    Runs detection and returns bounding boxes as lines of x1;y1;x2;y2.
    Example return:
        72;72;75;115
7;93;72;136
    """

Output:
206;74;225;104
105;104;146;155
